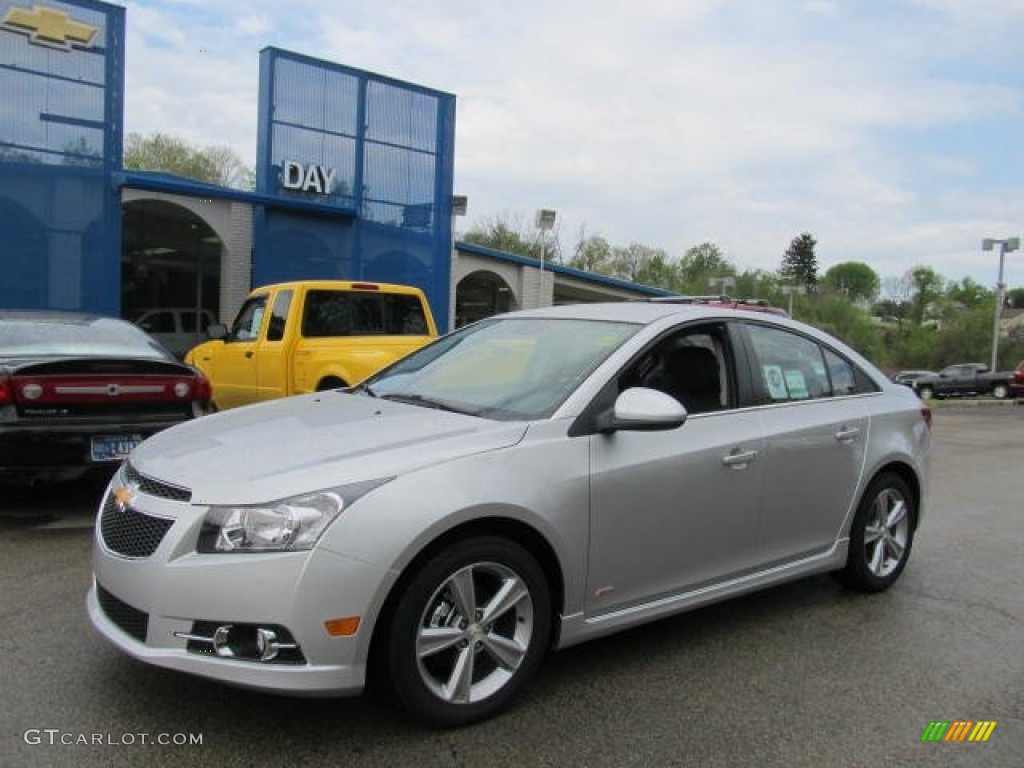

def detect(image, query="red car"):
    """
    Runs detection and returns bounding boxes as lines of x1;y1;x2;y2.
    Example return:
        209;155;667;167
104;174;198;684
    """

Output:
1013;361;1024;399
0;310;212;485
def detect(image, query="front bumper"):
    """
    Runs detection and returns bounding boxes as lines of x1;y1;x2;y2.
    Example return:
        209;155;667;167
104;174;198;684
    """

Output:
88;472;395;696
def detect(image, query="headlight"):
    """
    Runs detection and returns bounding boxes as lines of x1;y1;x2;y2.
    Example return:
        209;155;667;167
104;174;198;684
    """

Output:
197;478;391;553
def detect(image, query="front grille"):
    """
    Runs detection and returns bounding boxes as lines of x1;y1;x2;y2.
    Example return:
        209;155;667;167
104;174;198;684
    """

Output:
96;584;149;642
100;495;174;558
123;461;191;502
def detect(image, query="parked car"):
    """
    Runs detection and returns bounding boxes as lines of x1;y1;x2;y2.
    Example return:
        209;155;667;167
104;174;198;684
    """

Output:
0;310;212;486
912;363;1016;400
186;280;437;410
891;370;936;387
133;307;218;359
89;303;931;726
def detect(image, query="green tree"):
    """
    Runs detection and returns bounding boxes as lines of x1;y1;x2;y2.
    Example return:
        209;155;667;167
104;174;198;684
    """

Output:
610;243;669;283
946;277;991;310
821;261;880;303
464;214;537;259
780;232;819;288
570;234;614;275
678;242;734;293
124;132;254;189
906;266;945;325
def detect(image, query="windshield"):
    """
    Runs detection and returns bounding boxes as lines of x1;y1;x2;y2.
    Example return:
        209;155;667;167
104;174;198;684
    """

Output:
364;317;639;421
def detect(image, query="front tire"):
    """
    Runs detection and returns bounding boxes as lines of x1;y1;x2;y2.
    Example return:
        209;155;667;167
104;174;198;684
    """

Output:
836;473;916;593
386;536;551;727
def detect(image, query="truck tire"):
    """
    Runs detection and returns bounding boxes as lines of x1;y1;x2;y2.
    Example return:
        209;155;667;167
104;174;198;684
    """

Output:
917;385;934;400
992;383;1009;400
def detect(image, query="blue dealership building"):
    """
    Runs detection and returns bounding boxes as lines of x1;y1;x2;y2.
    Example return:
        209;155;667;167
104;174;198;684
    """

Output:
1;0;666;335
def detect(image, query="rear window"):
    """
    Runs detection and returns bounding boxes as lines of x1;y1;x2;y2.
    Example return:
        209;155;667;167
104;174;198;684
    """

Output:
0;316;171;359
301;290;429;337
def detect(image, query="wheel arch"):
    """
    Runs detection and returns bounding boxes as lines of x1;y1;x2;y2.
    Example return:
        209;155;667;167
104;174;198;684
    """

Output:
315;374;348;391
366;515;566;683
864;461;922;530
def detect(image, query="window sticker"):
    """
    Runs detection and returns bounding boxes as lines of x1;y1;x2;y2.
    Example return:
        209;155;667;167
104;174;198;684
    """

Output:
763;365;788;399
784;369;809;399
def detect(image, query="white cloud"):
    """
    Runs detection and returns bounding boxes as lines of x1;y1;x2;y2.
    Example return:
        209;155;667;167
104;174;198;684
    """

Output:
115;0;1024;285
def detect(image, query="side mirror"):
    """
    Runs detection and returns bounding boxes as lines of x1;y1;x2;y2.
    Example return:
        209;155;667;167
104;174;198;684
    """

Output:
598;387;687;433
207;323;227;340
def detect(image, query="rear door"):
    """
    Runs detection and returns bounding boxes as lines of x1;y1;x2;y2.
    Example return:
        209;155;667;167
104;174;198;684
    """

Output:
741;323;872;563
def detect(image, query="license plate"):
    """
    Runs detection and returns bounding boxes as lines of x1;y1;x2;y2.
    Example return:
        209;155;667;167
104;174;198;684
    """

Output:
90;434;144;462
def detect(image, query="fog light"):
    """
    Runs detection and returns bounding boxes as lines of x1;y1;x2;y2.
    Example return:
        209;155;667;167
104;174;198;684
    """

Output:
212;624;235;657
256;628;282;662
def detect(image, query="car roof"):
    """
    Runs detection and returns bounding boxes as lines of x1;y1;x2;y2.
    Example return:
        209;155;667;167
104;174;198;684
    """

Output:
499;301;787;325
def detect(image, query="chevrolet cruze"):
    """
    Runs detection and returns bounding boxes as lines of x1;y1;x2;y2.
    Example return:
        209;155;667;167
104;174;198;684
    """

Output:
89;302;931;726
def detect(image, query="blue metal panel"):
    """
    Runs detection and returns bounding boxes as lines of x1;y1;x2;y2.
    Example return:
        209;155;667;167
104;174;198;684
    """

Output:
0;0;123;313
255;47;456;329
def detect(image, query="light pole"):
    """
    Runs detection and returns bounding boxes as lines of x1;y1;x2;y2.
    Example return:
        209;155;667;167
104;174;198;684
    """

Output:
780;284;806;318
535;209;556;308
983;237;1020;371
708;276;735;298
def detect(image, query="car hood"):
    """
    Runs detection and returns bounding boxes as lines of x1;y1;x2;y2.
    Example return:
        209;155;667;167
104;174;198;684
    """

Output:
129;391;528;504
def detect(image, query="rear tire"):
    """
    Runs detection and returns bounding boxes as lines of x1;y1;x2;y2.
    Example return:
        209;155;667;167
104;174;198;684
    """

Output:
836;473;916;593
386;536;551;727
916;385;933;400
992;383;1009;400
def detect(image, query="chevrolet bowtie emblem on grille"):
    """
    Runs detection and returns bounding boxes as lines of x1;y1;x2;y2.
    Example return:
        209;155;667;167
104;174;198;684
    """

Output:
1;4;98;51
113;485;135;511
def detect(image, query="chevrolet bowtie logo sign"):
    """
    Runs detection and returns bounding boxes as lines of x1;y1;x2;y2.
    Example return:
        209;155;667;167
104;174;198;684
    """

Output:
1;4;98;51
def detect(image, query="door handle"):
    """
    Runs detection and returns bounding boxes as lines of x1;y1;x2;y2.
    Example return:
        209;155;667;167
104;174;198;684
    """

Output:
244;351;254;358
722;448;758;469
835;426;860;443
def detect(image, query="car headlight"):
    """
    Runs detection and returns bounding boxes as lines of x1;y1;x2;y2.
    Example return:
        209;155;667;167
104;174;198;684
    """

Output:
197;478;391;553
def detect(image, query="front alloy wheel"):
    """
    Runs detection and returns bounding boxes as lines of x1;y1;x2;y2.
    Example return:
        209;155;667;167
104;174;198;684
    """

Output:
387;536;551;726
837;473;916;592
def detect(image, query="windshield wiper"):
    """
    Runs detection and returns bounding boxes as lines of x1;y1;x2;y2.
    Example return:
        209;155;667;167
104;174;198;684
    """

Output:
350;382;379;398
379;392;482;416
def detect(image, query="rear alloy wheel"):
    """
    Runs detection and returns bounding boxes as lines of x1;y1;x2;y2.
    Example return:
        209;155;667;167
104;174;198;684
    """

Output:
992;383;1009;400
836;473;915;592
387;536;551;727
916;385;934;400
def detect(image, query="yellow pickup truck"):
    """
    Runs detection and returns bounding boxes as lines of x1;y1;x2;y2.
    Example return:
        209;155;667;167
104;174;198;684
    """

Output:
185;280;437;410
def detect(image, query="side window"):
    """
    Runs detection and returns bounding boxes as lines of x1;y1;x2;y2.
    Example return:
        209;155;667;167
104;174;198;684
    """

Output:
303;291;352;337
823;348;856;396
619;324;732;414
138;311;175;334
746;325;830;402
266;290;293;342
230;296;267;341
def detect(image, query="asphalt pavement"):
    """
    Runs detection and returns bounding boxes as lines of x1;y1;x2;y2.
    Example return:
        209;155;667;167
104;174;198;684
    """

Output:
0;408;1021;767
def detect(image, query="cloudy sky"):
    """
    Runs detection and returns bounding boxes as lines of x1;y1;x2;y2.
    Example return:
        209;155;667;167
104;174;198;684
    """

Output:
120;0;1022;289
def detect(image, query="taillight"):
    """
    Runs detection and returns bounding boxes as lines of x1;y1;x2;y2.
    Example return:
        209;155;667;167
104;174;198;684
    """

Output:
0;374;11;406
921;405;933;429
193;373;212;402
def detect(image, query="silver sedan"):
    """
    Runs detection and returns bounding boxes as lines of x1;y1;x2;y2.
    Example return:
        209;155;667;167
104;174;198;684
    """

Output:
88;302;931;726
